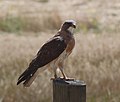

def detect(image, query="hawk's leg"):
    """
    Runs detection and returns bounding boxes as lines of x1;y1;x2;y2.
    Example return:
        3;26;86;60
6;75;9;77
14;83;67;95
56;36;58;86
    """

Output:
59;67;75;81
51;67;58;80
54;73;58;79
54;67;58;79
59;68;67;79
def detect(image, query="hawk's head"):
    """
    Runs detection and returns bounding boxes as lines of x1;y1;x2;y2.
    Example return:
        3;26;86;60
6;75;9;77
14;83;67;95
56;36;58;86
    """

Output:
61;20;76;31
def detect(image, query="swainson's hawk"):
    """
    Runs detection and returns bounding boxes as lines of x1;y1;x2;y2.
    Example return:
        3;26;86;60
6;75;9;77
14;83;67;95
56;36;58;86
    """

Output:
17;20;76;87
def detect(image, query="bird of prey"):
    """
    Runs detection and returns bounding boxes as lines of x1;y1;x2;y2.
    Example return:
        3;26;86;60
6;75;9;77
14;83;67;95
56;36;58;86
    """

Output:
17;20;76;87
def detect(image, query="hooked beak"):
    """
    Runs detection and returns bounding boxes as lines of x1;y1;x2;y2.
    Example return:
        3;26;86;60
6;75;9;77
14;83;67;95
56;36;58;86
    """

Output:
72;24;76;28
72;22;76;28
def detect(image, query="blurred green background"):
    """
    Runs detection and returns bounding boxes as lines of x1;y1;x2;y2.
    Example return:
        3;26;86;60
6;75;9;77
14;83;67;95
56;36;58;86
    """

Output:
0;0;120;102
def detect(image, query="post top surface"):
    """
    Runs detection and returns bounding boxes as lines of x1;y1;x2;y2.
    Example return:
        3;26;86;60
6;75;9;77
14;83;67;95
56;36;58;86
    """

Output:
53;78;86;86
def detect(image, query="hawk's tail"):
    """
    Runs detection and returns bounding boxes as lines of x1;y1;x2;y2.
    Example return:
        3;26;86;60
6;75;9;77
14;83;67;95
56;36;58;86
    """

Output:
17;67;38;87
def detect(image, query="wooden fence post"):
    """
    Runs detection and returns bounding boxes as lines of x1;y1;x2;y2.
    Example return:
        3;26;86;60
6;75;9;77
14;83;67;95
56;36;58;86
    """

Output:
53;79;86;102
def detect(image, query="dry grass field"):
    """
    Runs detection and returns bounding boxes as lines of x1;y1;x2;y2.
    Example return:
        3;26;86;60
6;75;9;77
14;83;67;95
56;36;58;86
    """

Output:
0;0;120;102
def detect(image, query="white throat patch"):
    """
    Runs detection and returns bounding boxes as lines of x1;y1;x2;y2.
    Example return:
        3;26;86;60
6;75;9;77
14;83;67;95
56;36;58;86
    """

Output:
68;27;75;34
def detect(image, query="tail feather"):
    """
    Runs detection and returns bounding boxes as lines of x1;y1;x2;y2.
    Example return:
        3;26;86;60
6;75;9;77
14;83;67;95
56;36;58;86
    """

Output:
17;67;38;87
23;71;39;87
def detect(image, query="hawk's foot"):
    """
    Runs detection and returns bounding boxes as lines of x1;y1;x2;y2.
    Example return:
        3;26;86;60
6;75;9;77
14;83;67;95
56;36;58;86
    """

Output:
59;77;75;81
50;77;75;81
50;78;55;80
50;77;61;80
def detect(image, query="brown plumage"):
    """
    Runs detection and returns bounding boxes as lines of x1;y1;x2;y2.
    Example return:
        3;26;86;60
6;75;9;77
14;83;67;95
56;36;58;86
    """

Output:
17;20;76;87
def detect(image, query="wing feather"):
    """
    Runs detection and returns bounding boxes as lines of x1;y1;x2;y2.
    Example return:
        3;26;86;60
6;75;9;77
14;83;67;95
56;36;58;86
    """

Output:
32;37;66;67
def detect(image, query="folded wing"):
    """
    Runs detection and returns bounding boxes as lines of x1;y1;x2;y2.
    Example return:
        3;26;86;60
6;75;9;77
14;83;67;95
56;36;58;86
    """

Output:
17;36;67;85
